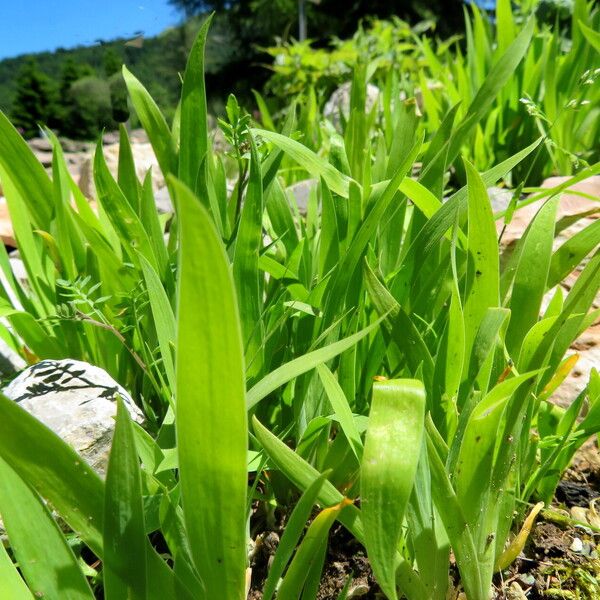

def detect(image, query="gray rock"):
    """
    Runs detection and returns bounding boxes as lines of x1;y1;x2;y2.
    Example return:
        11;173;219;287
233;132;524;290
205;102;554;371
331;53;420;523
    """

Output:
129;128;149;144
487;186;515;213
3;359;144;475
27;136;52;152
154;186;173;214
57;138;93;154
32;150;54;168
287;179;317;215
323;81;380;129
102;131;121;145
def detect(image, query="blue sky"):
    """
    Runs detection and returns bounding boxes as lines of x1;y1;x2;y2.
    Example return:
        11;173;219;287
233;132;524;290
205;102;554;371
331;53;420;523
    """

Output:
0;0;180;60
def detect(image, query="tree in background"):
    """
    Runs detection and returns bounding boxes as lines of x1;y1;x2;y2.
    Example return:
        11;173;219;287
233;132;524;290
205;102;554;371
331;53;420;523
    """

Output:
167;0;466;109
168;0;465;42
59;58;94;100
168;0;228;18
11;58;58;138
56;58;95;136
103;48;130;123
103;47;124;77
65;77;116;139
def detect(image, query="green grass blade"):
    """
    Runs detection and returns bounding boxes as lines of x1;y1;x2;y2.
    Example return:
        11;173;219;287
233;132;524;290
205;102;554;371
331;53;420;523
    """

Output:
411;138;542;264
178;14;212;190
0;539;31;599
173;177;248;600
455;373;539;572
579;21;600;52
426;432;483;600
0;394;104;552
251;128;351;197
361;380;425;600
122;65;177;178
93;141;159;271
252;89;276;131
463;159;500;358
103;399;147;599
0;394;190;599
139;171;169;275
252;417;428;599
548;217;600;289
0;111;52;226
246;317;384;410
364;261;435;387
316;364;363;461
300;539;327;600
461;307;510;401
1;174;55;316
0;457;94;600
323;135;422;320
117;124;141;209
233;135;264;378
277;501;347;600
140;254;176;393
262;475;328;600
506;197;559;356
495;0;516;55
448;17;535;163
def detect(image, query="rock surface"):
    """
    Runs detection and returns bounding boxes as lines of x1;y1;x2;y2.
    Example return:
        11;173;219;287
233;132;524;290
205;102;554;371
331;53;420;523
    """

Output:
323;81;380;128
287;178;317;215
3;359;144;475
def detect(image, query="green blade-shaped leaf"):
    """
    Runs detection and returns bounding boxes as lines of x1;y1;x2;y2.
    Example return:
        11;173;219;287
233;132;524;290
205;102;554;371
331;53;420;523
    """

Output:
246;317;384;410
251;128;351;197
262;476;328;600
0;539;31;599
548;217;600;289
463;159;500;358
316;364;363;461
426;431;482;600
361;379;425;600
0;394;191;599
117;124;140;209
506;197;559;356
448;17;535;163
233;134;264;378
277;501;347;600
174;177;248;600
93;141;159;271
0;111;52;226
0;457;94;600
179;14;212;190
122;65;177;178
252;417;428;599
140;254;176;393
103;399;147;599
411;138;542;265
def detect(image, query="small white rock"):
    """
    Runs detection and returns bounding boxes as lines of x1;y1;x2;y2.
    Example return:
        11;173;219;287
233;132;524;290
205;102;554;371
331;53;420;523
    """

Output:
3;359;144;475
570;537;584;553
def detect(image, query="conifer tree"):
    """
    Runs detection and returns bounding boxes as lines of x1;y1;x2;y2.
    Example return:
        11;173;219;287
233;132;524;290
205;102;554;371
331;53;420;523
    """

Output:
11;58;58;138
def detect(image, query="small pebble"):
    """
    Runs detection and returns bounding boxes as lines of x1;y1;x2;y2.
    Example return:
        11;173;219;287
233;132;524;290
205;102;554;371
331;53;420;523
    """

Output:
347;583;369;597
570;506;588;524
517;573;536;587
570;537;583;552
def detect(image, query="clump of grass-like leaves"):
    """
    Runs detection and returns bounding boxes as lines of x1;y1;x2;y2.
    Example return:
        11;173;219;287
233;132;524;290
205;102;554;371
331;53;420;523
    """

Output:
0;10;598;600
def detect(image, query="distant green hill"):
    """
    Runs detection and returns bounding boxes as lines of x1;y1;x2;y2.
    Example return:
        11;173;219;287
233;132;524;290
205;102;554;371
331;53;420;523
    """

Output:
0;14;244;122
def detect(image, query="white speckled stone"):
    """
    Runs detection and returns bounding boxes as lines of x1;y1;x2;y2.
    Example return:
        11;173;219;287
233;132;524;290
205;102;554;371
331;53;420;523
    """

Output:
3;359;144;476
